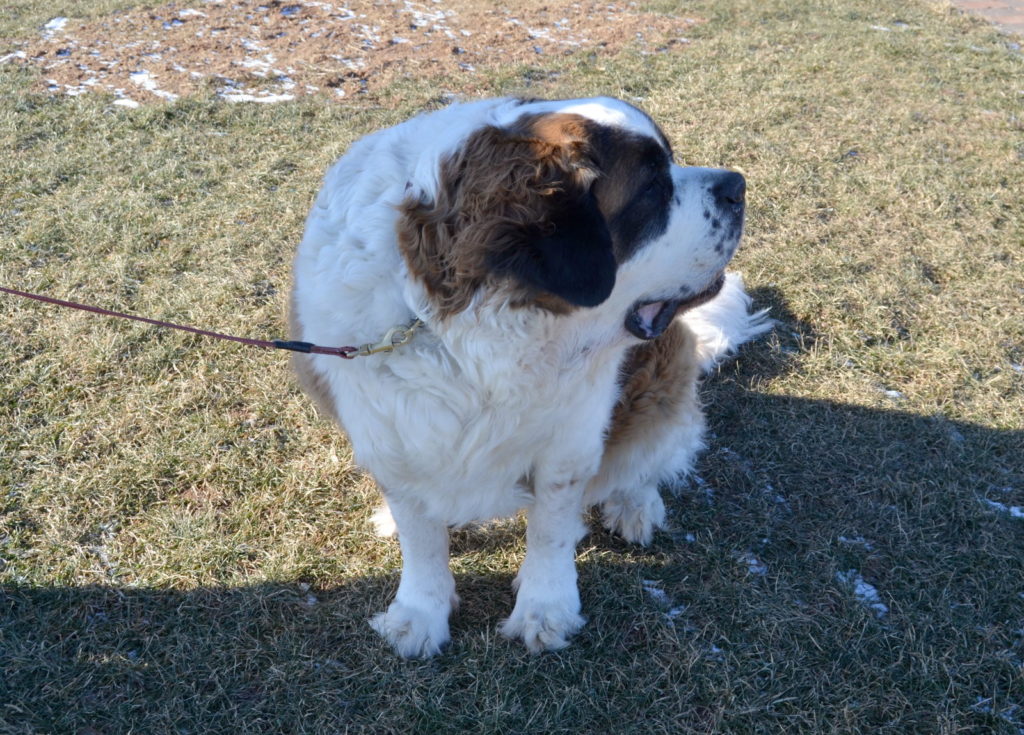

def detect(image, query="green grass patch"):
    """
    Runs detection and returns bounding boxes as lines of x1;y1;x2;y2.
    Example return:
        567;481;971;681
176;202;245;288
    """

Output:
2;0;1023;732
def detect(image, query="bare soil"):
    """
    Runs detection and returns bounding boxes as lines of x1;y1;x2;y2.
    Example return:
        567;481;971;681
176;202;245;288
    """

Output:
9;0;700;105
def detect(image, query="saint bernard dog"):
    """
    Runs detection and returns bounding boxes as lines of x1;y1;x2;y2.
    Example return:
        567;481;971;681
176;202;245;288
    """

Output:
290;96;769;658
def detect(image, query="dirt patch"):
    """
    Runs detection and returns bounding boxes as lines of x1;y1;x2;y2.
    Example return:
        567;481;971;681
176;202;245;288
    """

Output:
5;0;700;105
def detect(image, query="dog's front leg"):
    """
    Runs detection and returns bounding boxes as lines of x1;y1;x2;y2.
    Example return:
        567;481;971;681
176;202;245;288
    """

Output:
499;471;589;653
369;496;458;658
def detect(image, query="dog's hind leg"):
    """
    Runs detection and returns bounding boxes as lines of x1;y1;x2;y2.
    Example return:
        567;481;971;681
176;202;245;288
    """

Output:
588;320;705;545
370;499;397;538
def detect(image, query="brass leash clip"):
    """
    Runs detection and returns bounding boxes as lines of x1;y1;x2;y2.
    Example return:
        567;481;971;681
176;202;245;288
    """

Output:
354;319;424;357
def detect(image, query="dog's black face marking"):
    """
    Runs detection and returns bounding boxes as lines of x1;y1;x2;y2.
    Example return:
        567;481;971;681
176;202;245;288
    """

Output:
714;218;743;258
588;125;675;263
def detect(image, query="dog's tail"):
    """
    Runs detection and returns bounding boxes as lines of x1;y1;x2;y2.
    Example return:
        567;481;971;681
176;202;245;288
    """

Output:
680;272;772;374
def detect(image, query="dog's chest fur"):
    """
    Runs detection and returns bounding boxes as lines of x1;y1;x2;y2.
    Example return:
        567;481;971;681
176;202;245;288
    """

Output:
311;296;635;525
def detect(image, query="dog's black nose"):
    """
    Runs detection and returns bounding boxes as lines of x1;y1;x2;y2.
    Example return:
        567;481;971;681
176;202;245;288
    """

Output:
711;171;746;207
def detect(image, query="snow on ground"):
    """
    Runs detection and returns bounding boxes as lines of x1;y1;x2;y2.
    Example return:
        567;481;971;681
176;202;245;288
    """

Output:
836;569;889;618
735;551;767;577
641;579;690;626
838;535;875;551
12;1;700;105
980;497;1024;519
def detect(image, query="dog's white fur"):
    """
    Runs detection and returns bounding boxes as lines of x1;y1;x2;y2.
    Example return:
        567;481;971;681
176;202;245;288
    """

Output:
291;97;769;657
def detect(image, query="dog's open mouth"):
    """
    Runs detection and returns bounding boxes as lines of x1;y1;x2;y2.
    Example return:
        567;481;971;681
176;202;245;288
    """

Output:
625;272;726;340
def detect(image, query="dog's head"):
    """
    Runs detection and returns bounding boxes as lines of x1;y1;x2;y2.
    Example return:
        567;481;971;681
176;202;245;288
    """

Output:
397;97;745;340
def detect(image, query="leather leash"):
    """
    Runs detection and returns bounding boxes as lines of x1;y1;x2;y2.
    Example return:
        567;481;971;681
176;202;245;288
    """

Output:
0;285;421;359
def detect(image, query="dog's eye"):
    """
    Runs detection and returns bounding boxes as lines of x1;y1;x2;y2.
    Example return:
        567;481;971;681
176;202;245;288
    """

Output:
642;176;670;200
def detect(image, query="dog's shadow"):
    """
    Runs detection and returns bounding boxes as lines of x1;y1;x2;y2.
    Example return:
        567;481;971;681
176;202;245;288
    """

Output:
4;288;1022;730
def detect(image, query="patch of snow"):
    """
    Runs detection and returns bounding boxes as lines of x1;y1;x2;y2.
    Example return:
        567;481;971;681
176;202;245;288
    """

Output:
690;474;714;504
239;58;272;76
838;535;875;551
327;8;357;21
220;92;296;103
642;579;671;606
836;569;888;618
641;581;692;626
43;17;69;37
328;55;365;70
352;23;382;47
761;482;790;510
737;552;767;576
113;98;141;108
129;70;157;89
665;605;686;620
0;51;27;64
129;70;179;100
402;0;452;30
970;698;1023;731
980;498;1024;519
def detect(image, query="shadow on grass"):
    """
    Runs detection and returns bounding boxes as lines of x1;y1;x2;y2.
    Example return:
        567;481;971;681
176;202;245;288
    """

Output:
2;325;1022;732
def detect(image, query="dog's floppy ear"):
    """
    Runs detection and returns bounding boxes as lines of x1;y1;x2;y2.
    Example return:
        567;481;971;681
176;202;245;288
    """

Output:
398;113;615;318
486;173;615;309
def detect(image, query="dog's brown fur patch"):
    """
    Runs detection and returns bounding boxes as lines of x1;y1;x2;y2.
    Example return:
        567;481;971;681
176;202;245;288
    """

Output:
606;320;700;449
397;112;601;319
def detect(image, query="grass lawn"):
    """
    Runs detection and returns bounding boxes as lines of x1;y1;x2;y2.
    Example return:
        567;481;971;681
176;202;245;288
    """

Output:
2;0;1023;732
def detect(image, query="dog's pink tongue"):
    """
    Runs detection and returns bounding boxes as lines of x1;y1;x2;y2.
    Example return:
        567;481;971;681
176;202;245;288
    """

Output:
636;301;664;331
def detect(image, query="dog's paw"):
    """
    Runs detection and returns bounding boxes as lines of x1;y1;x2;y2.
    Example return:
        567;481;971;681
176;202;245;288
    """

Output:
601;486;666;546
370;600;452;659
498;595;586;653
370;503;397;538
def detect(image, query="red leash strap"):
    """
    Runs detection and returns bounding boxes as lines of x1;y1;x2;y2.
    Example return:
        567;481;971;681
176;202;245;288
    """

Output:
0;285;360;359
